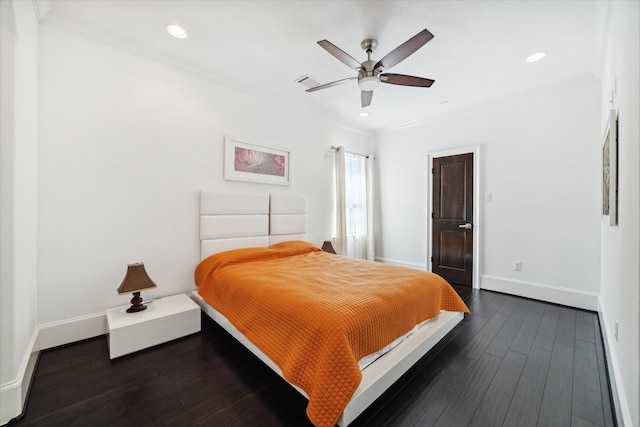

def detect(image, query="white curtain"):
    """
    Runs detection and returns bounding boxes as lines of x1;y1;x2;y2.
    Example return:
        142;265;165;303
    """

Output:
365;154;375;260
334;147;348;256
334;147;375;260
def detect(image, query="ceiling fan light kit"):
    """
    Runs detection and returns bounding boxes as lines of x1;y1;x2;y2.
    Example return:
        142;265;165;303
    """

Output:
358;75;380;91
307;29;436;107
166;24;187;39
525;51;547;62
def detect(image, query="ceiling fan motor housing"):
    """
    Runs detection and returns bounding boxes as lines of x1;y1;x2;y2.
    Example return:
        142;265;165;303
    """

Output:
358;59;381;90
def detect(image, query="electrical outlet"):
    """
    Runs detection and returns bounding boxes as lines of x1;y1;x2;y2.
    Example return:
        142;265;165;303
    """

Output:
513;261;523;271
615;322;619;341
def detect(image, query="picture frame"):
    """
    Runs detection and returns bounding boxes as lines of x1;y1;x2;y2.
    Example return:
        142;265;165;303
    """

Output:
601;109;618;225
224;136;291;186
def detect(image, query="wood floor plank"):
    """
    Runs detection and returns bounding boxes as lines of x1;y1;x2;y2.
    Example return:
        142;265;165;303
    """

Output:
467;350;527;427
593;316;615;427
485;299;531;358
575;310;596;344
510;302;545;355
432;353;502;427
532;305;560;351
538;343;574;427
497;293;521;315
372;354;475;427
573;339;604;426
554;307;577;347
572;414;603;427
464;289;508;318
502;346;552;427
463;312;509;361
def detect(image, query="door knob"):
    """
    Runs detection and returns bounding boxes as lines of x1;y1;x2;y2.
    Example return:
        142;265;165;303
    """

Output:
459;223;472;229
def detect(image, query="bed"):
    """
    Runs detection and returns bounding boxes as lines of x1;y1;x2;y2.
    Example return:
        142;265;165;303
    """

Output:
191;191;469;427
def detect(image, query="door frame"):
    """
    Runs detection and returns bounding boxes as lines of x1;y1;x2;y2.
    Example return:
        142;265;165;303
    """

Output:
427;144;481;289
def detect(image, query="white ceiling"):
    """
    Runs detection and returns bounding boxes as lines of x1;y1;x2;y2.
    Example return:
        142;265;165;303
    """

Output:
39;0;605;131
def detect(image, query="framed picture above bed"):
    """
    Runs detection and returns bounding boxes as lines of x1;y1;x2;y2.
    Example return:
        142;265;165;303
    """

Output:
224;136;291;185
601;109;618;225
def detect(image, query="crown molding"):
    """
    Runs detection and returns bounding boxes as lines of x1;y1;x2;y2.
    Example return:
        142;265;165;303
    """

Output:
32;0;53;22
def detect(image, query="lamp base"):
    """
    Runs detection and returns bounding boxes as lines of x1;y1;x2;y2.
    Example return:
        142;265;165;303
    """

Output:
126;291;147;313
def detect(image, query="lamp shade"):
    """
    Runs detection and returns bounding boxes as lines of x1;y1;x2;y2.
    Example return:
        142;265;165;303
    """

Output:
321;240;336;254
117;263;157;295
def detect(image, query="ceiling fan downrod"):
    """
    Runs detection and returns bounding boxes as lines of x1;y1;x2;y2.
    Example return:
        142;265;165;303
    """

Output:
359;39;381;91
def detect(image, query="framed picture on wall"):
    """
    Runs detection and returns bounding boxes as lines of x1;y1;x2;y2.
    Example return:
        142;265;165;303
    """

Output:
224;136;291;185
601;109;618;225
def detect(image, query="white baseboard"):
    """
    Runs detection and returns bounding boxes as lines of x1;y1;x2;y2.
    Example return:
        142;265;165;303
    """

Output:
0;328;39;426
480;275;599;311
598;305;632;427
36;312;107;351
375;257;426;270
375;268;599;311
0;312;107;425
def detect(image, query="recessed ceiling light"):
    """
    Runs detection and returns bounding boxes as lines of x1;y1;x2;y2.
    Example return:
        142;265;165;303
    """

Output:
358;112;369;117
525;51;546;63
166;24;187;39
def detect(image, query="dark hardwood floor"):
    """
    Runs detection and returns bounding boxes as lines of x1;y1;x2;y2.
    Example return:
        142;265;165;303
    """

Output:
11;286;615;427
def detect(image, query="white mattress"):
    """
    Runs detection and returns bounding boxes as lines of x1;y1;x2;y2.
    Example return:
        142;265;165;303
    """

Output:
358;315;435;370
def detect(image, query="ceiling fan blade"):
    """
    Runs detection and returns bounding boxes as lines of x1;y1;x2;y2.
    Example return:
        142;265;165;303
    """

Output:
361;90;373;108
317;40;362;70
374;29;434;71
381;73;435;87
306;77;357;92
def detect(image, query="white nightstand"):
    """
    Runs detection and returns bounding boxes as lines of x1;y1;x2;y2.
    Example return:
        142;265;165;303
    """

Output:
106;293;201;359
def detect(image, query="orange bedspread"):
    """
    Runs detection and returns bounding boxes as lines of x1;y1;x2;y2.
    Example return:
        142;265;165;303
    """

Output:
195;241;469;427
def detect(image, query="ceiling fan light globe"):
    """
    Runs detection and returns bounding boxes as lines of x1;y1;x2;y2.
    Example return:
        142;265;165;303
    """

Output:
166;24;188;39
358;76;380;91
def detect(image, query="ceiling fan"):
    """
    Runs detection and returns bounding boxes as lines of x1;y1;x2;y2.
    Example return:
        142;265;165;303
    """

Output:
307;29;436;108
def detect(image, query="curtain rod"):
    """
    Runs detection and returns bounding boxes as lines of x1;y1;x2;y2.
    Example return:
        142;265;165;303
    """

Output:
330;146;370;159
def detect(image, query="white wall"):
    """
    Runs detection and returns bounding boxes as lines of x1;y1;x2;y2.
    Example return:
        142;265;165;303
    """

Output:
0;0;39;424
598;1;640;425
36;24;369;323
373;73;601;309
5;1;636;425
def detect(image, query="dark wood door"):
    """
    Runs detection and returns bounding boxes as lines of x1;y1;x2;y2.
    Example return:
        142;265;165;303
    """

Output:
432;153;473;286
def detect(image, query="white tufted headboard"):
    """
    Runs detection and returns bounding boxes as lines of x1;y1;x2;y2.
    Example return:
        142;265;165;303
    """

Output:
200;191;307;260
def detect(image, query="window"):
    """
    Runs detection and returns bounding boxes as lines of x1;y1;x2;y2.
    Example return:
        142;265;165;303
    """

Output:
334;147;374;260
344;152;368;258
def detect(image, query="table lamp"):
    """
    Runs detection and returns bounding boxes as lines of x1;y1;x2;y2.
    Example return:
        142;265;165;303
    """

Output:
321;240;336;254
117;262;157;313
